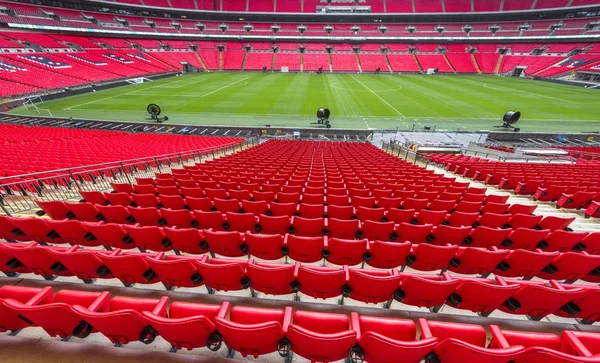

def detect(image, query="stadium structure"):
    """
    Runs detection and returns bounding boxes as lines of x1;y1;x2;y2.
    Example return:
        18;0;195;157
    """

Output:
0;1;600;363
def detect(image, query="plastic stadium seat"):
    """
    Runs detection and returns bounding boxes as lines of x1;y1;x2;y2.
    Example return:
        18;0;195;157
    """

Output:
428;225;471;245
213;198;241;213
256;214;290;235
537;216;575;231
539;230;588;252
36;200;72;220
555;285;600;324
246;262;298;296
449;246;510;275
225;212;257;232
290;216;326;237
377;197;403;210
163;227;206;254
494;249;560;279
127;207;165;226
105;192;134;207
480;203;510;215
327;194;351;206
112;183;135;194
446;212;480;227
297;265;347;300
485;195;510;204
4;289;110;339
192;257;249;292
326;205;353;220
507;204;538;215
502;228;550;250
489;327;598;363
64;202;103;222
395;273;459;309
438;192;463;202
557;191;596;209
355;207;385;222
347;268;402;304
160;195;187;210
98;250;163;286
44;219;99;247
287;235;324;263
0;242;32;277
0;285;53;333
193;211;226;230
403;198;429;210
156;186;180;196
387;209;416;224
7;216;67;244
506;213;543;229
83;222;135;250
79;191;109;206
277;192;301;204
0;242;76;279
298;203;325;218
48;247;115;283
396;223;433;243
476;213;511;229
465;226;512;248
449;276;521;316
145;255;208;289
428;199;456;212
367;241;411;269
122;225;172;252
241;200;268;215
461;193;486;203
500;279;585;320
580;232;600;254
362;220;396;241
414;210;446;225
96;205;133;224
135;178;155;186
159;209;195;228
420;319;524;363
253;191;276;203
184;197;213;211
328;218;361;239
205;188;228;200
352;196;377;209
325;238;369;266
455;201;483;213
406;243;458;272
72;295;169;345
214;306;292;358
0;216;33;242
203;230;246;257
269;202;297;217
180;187;205;198
244;232;285;260
229;189;251;201
287;310;357;363
536;252;600;282
133;185;157;195
142;301;229;351
132;194;162;209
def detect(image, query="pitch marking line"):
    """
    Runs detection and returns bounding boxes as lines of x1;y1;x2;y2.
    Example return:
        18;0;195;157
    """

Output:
198;76;252;98
349;75;406;118
65;82;170;110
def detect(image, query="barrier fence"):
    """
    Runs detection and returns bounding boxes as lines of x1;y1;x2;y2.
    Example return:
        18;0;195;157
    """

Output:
0;138;257;215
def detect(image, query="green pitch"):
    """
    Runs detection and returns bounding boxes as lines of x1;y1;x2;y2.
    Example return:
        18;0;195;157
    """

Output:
10;72;600;132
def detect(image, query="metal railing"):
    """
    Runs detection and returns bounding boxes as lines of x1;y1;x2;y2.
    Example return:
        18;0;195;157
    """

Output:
0;138;259;215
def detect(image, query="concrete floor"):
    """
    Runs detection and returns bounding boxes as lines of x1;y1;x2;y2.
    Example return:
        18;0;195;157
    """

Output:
1;145;600;362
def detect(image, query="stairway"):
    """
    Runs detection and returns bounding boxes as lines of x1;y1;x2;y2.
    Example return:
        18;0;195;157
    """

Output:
271;52;276;71
494;54;504;75
240;51;248;71
300;53;304;72
413;54;423;72
443;53;456;74
384;53;393;73
195;51;210;71
328;53;333;73
355;53;363;73
471;53;482;74
218;50;223;71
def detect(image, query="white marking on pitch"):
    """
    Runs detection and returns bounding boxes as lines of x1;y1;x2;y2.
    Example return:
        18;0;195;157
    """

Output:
199;76;251;98
65;82;168;110
350;75;406;117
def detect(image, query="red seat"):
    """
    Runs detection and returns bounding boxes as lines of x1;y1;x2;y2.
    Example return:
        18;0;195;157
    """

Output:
142;301;228;351
228;189;251;201
79;191;109;205
298;203;325;218
287;235;324;263
355;314;438;363
256;214;290;235
403;198;429;210
413;210;445;226
355;206;385;222
428;225;471;246
241;200;268;215
98;250;164;286
160;195;187;210
277;192;301;204
162;227;206;254
244;232;285;260
159;209;195;228
555;285;600;324
44;219;100;247
225;212;258;232
476;213;511;229
428;199;456;212
96;205;133;224
246;261;298;296
4;289;109;339
214;306;292;358
466;226;512;248
0;242;76;279
499;279;585;320
326;205;354;220
507;204;538;215
291;216;326;237
0;242;31;276
204;230;246;257
253;191;276;203
449;246;510;275
127;207;165;226
64;202;102;222
494;249;560;279
395;223;433;243
455;201;483;213
327;194;351;206
213;198;241;213
347;268;402;304
297;265;347;300
132;194;162;209
193;210;226;230
325;238;368;266
83;222;136;250
506;213;543;229
585;201;600;219
72;295;169;345
0;215;32;242
7;216;66;244
180;187;205;198
133;184;157;194
352;196;376;209
362;220;396;241
449;276;521;316
105;192;134;207
502;228;550;250
539;230;588;252
287;310;357;363
480;202;509;215
328;218;361;239
47;248;115;283
377;197;402;210
367;240;411;269
269;202;297;217
420;319;524;363
537;216;575;231
395;272;459;309
194;257;250;292
557;191;596;209
36;200;72;220
580;232;600;254
406;243;458;272
122;225;172;252
145;254;207;289
184;196;213;211
0;285;53;333
205;188;228;199
446;211;479;227
536;252;600;282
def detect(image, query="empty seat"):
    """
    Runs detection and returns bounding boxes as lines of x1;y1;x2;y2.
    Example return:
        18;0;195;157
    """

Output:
184;197;213;211
414;210;447;226
494;249;560;279
0;285;53;333
240;200;269;215
145;255;207;289
160;195;186;210
537;216;575;231
36;200;72;220
160;209;195;228
328;218;361;240
449;247;510;275
269;202;297;217
367;240;412;269
195;258;250;292
395;223;433;243
8;217;66;244
446;212;479;227
64;202;103;222
449;277;521;316
403;198;429;210
539;230;588;252
204;230;246;257
428;225;471;246
347;268;402;304
476;213;511;229
244;232;285;260
387;209;416;224
395;273;459;309
325;238;369;266
536;252;600;282
326;205;354;220
127;207;165;226
122;225;172;252
213;198;240;213
506;213;543;229
132;194;162;209
466;226;512;249
297;265;346;300
96;205;133;224
362;220;396;241
246;262;297;296
98;250;163;286
0;242;75;279
79;191;109;205
290;217;325;237
193;211;226;230
406;243;458;272
225;212;258;232
105;192;134;207
83;222;136;250
44;219;100;247
287;235;324;263
480;202;509;215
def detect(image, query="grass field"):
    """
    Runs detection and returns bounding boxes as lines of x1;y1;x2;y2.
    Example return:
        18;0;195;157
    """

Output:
10;72;600;132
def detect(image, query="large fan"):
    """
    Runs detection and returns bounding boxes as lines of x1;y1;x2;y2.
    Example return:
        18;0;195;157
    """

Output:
316;108;331;128
147;104;161;116
496;111;521;132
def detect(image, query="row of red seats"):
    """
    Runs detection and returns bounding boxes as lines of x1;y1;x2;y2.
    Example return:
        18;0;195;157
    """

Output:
1;242;599;323
2;284;599;362
3;217;599;281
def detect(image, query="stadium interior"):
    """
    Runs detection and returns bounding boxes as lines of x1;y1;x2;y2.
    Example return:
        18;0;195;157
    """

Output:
1;0;600;362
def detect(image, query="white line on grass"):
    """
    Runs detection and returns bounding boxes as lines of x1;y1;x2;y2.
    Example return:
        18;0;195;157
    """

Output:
199;76;251;98
65;82;169;110
349;75;406;117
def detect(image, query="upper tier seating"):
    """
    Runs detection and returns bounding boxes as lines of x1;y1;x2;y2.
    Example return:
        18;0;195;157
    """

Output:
359;53;388;72
244;52;273;70
331;53;359;72
274;53;301;71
